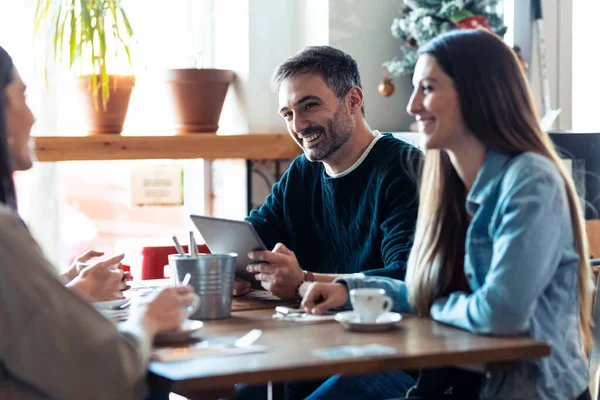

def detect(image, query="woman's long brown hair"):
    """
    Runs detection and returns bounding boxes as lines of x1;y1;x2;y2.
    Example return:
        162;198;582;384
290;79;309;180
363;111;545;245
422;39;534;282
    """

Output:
0;46;17;211
405;30;593;349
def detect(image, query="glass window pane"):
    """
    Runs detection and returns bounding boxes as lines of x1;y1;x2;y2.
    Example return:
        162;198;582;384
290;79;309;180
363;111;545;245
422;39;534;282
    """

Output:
572;0;600;131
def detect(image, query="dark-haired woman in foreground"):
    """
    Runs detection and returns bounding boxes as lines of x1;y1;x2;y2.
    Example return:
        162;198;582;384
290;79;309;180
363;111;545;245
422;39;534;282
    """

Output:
0;45;198;400
303;30;592;400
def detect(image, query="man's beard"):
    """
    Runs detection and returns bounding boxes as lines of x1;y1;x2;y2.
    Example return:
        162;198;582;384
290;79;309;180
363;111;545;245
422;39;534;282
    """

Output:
302;103;353;162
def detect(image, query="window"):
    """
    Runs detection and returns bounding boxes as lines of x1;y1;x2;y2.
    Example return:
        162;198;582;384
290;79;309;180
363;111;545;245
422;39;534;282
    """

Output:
572;0;600;132
2;0;215;274
503;0;514;47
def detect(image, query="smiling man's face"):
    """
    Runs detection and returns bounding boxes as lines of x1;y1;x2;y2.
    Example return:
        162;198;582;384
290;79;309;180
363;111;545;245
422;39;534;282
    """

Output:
278;72;353;162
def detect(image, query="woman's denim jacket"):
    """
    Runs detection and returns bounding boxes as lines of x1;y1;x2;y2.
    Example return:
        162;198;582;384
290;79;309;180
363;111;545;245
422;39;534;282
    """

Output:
338;150;589;399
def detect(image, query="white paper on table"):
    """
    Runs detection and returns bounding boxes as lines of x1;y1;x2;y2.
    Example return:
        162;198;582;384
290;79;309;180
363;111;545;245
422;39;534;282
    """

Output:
272;312;336;323
153;344;268;362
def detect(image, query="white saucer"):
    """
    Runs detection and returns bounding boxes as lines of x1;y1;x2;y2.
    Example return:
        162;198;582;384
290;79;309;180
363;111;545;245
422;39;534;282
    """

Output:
99;308;129;322
93;298;130;310
154;320;204;344
335;311;402;332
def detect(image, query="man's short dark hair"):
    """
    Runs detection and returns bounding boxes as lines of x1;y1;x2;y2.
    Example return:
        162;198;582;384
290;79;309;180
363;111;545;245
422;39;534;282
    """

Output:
271;46;365;116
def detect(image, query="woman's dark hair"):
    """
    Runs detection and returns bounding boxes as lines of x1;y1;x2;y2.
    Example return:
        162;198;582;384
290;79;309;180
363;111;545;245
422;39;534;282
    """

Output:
0;45;17;210
406;29;593;350
418;29;542;154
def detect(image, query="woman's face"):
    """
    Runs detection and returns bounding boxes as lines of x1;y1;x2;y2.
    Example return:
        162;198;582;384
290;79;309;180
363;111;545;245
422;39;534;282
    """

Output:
406;54;469;151
4;67;35;171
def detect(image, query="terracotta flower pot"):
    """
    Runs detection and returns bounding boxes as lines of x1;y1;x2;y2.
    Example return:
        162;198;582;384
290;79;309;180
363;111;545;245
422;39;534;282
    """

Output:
164;69;235;134
78;74;135;135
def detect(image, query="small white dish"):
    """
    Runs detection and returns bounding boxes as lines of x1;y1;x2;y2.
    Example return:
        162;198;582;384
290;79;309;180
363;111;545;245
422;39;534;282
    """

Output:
153;343;267;362
95;303;129;322
335;311;402;332
154;319;204;344
99;308;129;321
93;298;130;310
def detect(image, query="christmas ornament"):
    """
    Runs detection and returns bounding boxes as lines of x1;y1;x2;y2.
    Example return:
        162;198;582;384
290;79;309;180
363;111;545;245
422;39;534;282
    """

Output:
378;71;395;97
449;9;492;32
384;0;507;77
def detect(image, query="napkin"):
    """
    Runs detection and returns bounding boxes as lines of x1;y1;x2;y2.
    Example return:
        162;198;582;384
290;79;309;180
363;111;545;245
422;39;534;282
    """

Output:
272;312;336;323
97;308;129;322
153;344;267;362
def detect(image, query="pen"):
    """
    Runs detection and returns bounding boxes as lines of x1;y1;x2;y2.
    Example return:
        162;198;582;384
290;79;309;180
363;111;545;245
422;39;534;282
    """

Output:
172;236;185;256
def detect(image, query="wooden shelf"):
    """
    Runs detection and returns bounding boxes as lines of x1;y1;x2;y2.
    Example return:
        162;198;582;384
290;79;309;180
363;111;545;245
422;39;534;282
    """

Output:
33;134;301;162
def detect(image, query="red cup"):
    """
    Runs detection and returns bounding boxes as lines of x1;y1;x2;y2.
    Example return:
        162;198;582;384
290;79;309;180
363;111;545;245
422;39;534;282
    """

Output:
140;244;210;280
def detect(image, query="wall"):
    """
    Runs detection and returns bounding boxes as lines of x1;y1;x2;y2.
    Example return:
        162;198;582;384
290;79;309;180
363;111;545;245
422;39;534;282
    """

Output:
571;0;600;132
329;0;413;132
512;0;572;130
215;0;330;134
212;1;417;216
212;0;331;218
217;0;413;135
326;0;573;132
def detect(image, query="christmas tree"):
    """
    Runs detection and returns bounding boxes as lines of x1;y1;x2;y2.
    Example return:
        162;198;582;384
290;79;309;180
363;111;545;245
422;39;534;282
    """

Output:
384;0;507;77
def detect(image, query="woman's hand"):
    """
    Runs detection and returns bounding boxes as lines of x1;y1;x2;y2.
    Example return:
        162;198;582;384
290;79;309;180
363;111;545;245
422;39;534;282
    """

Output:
301;282;349;315
129;286;199;335
63;250;105;282
66;254;127;302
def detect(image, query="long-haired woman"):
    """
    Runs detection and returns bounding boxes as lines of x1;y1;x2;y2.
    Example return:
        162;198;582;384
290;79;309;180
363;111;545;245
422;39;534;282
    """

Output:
0;44;198;400
302;29;593;400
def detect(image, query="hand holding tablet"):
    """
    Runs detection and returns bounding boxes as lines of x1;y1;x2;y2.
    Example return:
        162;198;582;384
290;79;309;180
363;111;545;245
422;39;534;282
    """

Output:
189;215;267;286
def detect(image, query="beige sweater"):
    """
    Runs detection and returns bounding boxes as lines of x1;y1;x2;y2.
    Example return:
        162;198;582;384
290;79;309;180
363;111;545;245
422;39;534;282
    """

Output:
0;206;152;400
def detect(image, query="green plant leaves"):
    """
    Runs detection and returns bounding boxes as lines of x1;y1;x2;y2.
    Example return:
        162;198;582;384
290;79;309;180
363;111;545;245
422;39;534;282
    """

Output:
33;0;135;109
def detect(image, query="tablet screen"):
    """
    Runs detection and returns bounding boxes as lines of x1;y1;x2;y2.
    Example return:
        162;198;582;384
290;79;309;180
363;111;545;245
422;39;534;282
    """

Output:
189;215;267;285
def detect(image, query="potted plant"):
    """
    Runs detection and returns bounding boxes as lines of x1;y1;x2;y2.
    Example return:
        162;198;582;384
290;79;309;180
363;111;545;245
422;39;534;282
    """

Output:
34;0;136;135
165;68;235;134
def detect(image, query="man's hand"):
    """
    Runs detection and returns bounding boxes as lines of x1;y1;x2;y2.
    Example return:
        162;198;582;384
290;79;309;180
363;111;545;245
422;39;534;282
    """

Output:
301;282;349;315
232;279;252;297
246;243;305;299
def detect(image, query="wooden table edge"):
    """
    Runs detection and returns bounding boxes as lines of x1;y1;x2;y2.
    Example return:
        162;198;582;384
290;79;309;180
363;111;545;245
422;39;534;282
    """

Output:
148;340;551;393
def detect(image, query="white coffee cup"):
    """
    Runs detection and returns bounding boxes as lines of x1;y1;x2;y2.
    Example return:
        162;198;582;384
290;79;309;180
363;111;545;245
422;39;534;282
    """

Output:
349;288;393;323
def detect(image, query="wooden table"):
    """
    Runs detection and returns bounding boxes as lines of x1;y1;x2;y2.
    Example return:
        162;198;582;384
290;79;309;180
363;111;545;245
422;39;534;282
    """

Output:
148;308;551;399
231;290;299;312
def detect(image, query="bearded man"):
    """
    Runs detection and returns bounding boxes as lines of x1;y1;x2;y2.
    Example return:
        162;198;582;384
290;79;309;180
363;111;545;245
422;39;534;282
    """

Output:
236;46;423;300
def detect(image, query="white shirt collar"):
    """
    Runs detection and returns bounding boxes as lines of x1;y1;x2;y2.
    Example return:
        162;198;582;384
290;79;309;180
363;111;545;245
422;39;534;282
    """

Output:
326;130;384;178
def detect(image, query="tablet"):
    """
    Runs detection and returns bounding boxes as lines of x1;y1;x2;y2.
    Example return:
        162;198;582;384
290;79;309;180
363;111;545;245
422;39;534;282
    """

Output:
189;214;267;285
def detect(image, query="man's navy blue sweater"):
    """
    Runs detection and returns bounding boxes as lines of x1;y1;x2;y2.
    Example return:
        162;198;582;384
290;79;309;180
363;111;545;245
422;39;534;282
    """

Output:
247;133;422;280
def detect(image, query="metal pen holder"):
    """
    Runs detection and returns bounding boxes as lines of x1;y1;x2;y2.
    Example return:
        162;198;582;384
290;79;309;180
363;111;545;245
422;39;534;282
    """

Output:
168;253;237;320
